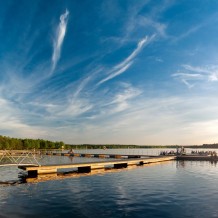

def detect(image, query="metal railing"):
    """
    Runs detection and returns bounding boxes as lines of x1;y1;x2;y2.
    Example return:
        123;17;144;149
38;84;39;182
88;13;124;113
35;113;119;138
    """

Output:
0;149;42;166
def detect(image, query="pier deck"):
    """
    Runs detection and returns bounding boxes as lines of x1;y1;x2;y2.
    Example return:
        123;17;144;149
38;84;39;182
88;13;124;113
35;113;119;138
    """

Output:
18;156;175;178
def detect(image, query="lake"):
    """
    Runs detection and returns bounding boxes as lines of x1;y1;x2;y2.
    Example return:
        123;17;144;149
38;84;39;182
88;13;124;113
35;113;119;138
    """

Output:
0;149;218;218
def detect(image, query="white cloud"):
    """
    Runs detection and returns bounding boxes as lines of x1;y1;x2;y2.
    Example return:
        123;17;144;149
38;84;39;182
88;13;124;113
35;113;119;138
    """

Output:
1;77;218;145
73;76;92;99
172;73;203;80
59;99;93;117
115;36;154;70
107;83;142;113
115;1;169;44
97;35;155;85
98;61;133;85
52;9;69;72
0;98;47;138
171;12;218;43
155;57;163;62
50;95;218;145
181;79;195;89
182;64;212;74
38;96;93;119
172;25;202;43
172;64;218;88
138;16;168;38
208;73;218;81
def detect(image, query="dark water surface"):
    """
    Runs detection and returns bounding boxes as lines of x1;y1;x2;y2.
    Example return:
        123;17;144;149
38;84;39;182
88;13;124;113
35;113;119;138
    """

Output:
0;160;218;218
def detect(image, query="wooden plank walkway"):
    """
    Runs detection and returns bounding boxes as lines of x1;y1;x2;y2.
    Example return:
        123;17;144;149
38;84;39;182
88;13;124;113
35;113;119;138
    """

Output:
18;156;175;178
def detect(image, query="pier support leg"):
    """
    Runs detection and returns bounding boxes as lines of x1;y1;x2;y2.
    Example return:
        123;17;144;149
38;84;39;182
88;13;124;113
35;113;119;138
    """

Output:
139;161;144;165
27;170;38;178
114;163;128;169
78;166;91;173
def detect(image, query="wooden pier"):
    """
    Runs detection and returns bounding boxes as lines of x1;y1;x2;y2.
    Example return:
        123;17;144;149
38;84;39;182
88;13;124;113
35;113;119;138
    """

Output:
18;156;175;178
3;148;217;182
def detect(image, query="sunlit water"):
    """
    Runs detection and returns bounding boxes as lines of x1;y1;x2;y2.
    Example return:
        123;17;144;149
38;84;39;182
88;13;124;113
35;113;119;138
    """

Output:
71;148;218;156
0;157;218;217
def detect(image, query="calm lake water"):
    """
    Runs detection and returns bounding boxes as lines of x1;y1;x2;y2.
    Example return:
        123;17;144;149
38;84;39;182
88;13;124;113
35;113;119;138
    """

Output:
1;149;218;218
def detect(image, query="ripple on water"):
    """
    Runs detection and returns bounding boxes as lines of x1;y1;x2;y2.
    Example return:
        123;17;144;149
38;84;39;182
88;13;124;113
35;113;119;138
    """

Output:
0;166;23;183
0;161;218;217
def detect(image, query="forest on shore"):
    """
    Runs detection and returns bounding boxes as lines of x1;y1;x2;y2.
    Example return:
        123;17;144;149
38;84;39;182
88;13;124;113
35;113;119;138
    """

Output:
0;135;65;150
0;135;178;150
0;135;217;150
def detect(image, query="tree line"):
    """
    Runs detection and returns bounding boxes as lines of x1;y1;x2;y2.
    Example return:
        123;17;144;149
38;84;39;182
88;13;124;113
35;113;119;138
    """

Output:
188;143;218;149
2;134;213;150
0;135;65;150
0;135;184;150
69;144;181;149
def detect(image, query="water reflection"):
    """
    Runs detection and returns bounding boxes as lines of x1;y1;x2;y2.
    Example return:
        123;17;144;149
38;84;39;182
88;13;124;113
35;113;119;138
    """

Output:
176;160;186;168
176;159;218;169
1;161;218;218
28;163;159;183
1;161;171;185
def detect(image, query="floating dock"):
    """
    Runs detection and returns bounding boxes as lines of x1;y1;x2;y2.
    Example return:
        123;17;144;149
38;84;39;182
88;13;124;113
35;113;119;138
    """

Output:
17;153;218;179
45;152;145;159
18;156;175;178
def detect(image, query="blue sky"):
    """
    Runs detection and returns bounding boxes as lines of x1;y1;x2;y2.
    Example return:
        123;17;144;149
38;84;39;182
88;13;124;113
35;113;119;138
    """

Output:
0;0;218;145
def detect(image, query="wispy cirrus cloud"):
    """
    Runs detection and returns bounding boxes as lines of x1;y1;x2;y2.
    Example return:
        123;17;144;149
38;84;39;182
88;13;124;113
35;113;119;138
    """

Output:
99;0;170;60
115;36;154;69
97;35;155;85
104;83;142;113
172;25;202;43
172;64;218;88
171;12;218;43
58;94;218;145
97;62;133;86
51;9;69;72
0;97;48;138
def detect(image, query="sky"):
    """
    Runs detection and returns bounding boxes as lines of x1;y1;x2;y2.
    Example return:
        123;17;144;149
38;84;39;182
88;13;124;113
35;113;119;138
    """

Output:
0;0;218;145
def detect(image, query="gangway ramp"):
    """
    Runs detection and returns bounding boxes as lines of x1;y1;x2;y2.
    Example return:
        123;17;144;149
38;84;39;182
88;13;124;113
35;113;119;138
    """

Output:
0;150;42;166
